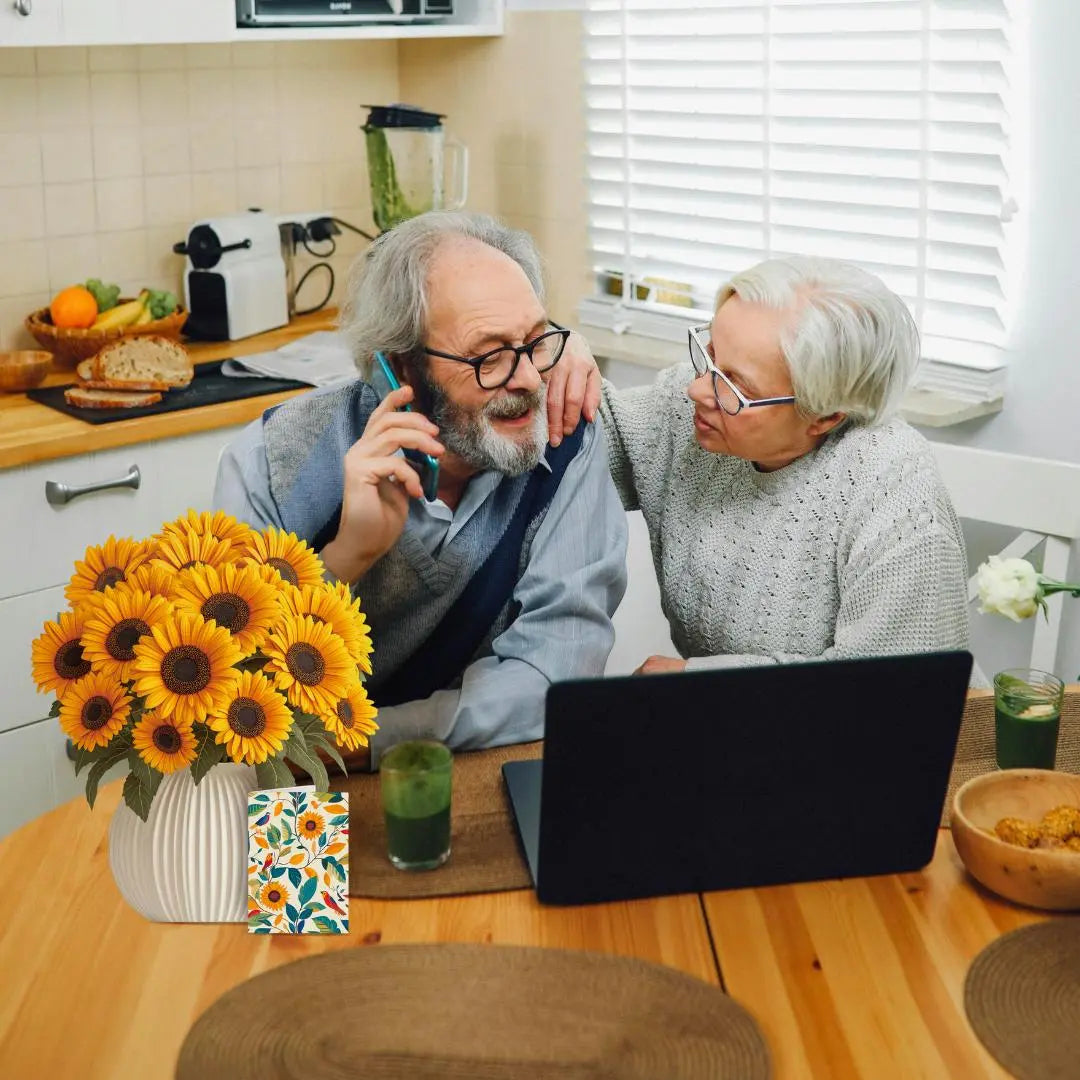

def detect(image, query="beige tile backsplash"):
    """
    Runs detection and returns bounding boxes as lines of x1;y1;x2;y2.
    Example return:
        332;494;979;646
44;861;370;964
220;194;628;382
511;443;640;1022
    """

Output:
0;12;587;351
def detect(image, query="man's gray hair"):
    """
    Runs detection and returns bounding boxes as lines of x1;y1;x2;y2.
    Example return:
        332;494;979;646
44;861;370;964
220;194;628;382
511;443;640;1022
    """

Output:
717;255;920;426
340;210;546;378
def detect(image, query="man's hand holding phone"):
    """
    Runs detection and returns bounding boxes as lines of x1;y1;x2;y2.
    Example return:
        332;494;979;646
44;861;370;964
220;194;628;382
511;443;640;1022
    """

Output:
320;384;445;585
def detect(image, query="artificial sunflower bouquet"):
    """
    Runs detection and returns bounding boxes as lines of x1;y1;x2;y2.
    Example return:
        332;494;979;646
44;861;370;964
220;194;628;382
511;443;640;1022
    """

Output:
31;511;378;822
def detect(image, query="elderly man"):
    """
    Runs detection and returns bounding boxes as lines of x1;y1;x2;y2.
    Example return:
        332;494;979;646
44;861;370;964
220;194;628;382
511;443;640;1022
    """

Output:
214;211;627;762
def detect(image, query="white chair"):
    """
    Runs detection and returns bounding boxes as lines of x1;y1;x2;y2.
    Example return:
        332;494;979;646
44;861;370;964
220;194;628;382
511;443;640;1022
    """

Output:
930;442;1080;674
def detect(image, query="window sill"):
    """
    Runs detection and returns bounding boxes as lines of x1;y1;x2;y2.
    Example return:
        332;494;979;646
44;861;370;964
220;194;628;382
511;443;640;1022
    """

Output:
577;325;1005;430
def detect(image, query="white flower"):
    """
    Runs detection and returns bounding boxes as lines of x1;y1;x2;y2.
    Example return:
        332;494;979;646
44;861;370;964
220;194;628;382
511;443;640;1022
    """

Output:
976;556;1041;622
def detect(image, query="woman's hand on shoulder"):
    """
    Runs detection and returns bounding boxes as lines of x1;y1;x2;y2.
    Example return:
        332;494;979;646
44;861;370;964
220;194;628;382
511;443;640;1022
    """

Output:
544;330;601;447
633;655;688;676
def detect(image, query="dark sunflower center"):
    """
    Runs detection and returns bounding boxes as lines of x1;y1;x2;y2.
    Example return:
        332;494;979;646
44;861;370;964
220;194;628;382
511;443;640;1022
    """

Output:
285;642;324;685
303;819;319;833
336;699;355;729
201;592;249;633
266;888;282;904
152;724;182;753
55;640;91;681
228;698;267;738
82;697;112;731
161;645;211;695
308;614;326;626
105;618;149;660
267;557;298;586
94;567;125;591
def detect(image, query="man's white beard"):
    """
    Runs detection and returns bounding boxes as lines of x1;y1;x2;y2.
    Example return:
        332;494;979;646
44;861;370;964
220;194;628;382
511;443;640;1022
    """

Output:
419;372;548;477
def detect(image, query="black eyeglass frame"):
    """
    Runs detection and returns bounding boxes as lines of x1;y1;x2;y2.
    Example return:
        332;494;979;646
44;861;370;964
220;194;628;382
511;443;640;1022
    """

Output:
688;323;797;416
422;322;572;390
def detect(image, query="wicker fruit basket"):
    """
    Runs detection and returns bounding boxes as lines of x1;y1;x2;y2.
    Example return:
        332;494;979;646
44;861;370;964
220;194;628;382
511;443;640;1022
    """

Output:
25;302;188;368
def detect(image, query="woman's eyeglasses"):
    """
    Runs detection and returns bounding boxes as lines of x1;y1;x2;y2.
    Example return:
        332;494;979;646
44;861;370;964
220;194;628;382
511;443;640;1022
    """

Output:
688;324;796;416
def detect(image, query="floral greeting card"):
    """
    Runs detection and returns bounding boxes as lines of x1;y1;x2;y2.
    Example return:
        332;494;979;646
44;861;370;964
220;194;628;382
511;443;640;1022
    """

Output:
247;788;349;934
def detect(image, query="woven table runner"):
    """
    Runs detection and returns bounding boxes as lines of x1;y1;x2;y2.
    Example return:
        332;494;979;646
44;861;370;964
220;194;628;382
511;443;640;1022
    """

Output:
341;741;541;899
964;919;1080;1080
942;685;1080;826
177;944;772;1080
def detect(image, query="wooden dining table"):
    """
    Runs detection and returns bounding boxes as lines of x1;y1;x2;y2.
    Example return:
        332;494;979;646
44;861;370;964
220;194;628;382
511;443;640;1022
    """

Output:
0;782;1049;1080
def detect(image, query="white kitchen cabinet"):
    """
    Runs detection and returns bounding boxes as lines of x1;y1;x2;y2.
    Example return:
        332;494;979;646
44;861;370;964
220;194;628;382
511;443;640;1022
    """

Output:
60;0;234;46
0;423;242;840
0;0;61;46
0;0;501;46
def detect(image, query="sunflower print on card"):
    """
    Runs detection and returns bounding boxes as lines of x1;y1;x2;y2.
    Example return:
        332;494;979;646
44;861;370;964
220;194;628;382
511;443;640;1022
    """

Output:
247;789;349;934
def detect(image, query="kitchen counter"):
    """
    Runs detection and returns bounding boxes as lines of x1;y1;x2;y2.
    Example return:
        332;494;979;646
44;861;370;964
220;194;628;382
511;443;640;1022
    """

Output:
0;310;337;471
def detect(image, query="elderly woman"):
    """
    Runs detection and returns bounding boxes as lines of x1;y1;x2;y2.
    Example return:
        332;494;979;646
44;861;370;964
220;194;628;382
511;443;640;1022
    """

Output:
552;255;970;674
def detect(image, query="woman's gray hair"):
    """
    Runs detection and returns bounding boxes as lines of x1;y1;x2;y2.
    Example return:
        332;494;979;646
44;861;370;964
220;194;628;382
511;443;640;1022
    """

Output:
340;210;545;377
716;256;920;426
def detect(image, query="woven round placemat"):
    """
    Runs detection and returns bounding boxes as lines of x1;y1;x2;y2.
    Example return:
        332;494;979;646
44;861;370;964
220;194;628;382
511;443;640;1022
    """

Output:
342;741;541;899
176;944;772;1080
964;919;1080;1080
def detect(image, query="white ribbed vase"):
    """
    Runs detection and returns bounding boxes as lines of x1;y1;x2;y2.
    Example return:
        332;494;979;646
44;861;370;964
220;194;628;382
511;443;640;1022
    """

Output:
108;764;258;923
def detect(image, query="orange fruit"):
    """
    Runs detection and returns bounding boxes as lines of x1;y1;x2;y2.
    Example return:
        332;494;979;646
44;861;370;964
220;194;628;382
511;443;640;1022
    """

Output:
49;286;98;329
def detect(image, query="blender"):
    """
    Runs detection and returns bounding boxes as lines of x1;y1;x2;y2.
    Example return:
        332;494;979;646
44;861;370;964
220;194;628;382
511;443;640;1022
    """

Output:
362;104;469;232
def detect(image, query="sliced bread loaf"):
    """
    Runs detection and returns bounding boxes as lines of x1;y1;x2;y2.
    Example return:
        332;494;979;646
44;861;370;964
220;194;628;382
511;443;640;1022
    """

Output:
76;357;172;392
92;336;193;388
64;386;163;409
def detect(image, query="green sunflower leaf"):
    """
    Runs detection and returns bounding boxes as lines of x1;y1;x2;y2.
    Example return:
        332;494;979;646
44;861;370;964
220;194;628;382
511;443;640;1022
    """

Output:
48;698;62;719
121;762;162;822
190;725;226;786
84;744;130;809
267;823;281;846
306;732;349;778
285;902;300;923
287;868;302;890
324;856;346;884
313;916;340;934
254;756;293;791
283;726;329;792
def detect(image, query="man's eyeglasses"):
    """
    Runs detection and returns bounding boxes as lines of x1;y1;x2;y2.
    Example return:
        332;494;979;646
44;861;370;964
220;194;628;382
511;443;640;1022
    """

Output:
688;324;796;416
423;323;572;390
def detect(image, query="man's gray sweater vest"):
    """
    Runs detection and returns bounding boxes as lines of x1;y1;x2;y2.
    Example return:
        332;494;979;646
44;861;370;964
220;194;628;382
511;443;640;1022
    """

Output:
261;381;584;703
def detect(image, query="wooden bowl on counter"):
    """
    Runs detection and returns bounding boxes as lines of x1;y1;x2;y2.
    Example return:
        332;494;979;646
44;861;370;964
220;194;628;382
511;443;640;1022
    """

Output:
0;349;52;392
951;769;1080;910
25;303;188;368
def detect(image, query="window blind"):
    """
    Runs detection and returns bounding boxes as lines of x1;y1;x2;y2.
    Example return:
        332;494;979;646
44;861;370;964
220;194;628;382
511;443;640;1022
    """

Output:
582;0;1024;379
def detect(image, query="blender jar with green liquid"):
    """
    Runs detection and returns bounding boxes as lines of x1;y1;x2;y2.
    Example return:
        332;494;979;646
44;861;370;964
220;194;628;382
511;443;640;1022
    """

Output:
363;104;469;233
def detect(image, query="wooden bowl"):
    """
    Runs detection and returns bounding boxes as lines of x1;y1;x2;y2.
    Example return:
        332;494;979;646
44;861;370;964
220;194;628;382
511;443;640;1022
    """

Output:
0;349;52;392
25;302;188;368
952;769;1080;910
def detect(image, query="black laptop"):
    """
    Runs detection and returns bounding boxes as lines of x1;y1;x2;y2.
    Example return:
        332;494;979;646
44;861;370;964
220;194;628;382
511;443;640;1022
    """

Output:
503;651;973;905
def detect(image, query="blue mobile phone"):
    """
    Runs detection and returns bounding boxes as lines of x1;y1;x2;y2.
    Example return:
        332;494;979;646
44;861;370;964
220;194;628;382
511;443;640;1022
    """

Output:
371;351;440;502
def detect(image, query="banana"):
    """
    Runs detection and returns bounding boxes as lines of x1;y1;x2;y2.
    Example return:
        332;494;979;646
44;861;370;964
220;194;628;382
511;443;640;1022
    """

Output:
91;299;145;331
133;303;153;326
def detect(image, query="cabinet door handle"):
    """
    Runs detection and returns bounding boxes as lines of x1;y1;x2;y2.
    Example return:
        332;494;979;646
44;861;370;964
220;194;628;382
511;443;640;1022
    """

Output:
13;0;32;16
45;464;141;506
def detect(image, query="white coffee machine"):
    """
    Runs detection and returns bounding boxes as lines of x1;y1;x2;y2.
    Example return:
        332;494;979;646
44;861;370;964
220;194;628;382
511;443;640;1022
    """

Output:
174;209;335;341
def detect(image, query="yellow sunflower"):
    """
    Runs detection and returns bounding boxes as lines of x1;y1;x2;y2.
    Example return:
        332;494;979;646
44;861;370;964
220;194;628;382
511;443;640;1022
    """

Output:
172;562;282;655
131;613;243;726
321;681;379;752
126;561;180;602
296;811;325;841
329;581;374;674
59;672;131;750
65;536;151;608
151;531;239;574
262;615;357;715
156;509;255;550
241;527;324;589
281;583;371;673
131;711;197;774
81;588;174;682
258;881;288;912
31;609;92;698
207;669;294;765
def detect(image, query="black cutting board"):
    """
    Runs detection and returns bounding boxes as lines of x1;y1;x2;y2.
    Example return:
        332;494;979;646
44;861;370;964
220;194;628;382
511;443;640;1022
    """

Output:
27;361;312;425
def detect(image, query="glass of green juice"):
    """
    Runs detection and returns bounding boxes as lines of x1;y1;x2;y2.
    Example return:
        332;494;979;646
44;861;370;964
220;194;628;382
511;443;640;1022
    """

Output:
993;668;1065;770
379;740;453;871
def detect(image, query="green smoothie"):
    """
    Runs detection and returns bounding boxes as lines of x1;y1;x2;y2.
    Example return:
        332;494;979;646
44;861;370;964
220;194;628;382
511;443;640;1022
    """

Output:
380;740;452;871
993;670;1064;770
